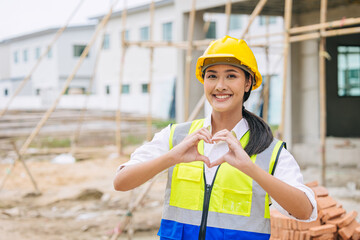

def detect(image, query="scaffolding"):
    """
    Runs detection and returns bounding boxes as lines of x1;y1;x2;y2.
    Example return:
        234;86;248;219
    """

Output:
1;0;360;239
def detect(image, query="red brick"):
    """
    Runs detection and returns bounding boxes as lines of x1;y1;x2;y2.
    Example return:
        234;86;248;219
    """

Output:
294;230;300;240
338;211;358;228
305;180;319;188
312;233;335;240
311;186;329;197
353;226;360;240
297;218;321;231
280;230;290;240
322;207;346;222
309;224;336;236
319;206;341;219
299;231;307;240
338;220;360;240
317;196;337;210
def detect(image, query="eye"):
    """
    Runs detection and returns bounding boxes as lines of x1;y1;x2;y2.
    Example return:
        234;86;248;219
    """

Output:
205;74;217;79
227;74;237;79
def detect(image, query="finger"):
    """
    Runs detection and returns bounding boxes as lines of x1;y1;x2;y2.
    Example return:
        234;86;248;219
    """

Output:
212;130;230;141
196;155;211;168
210;157;225;168
211;135;239;151
198;128;213;143
193;130;214;144
211;136;227;144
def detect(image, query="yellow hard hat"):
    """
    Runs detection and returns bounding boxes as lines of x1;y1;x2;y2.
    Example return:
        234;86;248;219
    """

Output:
195;35;262;90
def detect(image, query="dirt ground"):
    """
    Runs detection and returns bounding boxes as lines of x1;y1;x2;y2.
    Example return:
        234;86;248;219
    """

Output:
1;149;359;240
0;153;166;240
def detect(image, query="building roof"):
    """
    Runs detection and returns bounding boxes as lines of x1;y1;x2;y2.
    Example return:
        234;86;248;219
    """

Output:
0;24;95;45
89;0;174;20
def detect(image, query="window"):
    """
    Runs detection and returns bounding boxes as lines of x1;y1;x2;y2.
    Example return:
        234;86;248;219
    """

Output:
23;49;28;62
162;22;173;41
259;16;277;26
35;47;41;60
14;51;18;63
73;45;87;57
142;83;149;93
140;26;149;41
122;84;130;94
229;15;242;30
103;34;110;49
125;30;130;41
337;46;360;97
106;85;111;95
47;48;52;58
205;22;216;39
4;89;8;96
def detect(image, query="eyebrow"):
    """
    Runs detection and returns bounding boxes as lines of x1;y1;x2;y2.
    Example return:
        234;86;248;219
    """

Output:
206;69;240;73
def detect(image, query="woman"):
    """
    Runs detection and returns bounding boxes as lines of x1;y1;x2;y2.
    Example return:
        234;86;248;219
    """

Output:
114;36;317;240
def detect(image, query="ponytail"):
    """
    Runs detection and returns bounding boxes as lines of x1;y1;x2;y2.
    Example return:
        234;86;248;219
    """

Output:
242;71;273;156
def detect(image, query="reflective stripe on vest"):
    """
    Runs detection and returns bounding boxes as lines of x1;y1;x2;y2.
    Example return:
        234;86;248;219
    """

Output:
158;119;284;240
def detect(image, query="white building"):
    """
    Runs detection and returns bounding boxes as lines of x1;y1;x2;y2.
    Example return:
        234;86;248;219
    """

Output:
0;25;96;109
0;0;284;122
91;0;177;119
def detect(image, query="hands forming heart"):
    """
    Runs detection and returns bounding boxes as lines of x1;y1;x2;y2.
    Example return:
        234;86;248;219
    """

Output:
170;127;253;172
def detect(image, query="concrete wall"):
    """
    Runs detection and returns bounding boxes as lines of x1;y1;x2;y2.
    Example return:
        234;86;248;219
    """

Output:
290;3;360;166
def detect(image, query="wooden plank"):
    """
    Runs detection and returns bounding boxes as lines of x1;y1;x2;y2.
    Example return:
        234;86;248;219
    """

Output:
184;0;197;120
278;0;293;140
116;0;128;156
319;0;327;186
147;0;155;141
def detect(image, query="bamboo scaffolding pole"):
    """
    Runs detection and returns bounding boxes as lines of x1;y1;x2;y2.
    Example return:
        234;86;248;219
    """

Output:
225;0;232;36
262;16;270;122
146;0;155;141
110;174;161;240
116;0;128;156
289;26;360;43
278;0;293;140
124;39;273;49
289;17;360;35
187;0;269;121
319;0;327;186
0;0;86;118
184;0;197;121
71;29;106;153
0;142;40;192
241;0;268;39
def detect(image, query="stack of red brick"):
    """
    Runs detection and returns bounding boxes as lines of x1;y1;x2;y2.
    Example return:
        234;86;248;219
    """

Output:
270;181;360;240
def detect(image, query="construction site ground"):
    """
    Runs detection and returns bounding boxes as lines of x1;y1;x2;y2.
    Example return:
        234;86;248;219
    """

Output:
0;110;359;240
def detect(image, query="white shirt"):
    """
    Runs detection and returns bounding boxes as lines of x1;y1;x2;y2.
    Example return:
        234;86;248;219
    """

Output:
118;115;317;222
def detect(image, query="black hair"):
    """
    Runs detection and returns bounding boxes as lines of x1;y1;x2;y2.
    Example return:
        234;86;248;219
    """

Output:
242;71;273;156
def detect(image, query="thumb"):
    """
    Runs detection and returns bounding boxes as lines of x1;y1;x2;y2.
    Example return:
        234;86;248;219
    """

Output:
210;157;225;168
196;155;211;168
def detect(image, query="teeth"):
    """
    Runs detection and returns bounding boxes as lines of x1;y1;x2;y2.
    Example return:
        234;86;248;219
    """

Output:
215;95;230;99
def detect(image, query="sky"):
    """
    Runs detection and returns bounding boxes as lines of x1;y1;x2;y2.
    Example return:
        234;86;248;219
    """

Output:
0;0;152;41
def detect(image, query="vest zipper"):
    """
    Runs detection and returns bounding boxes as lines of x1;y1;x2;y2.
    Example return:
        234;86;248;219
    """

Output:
198;166;220;240
198;184;212;240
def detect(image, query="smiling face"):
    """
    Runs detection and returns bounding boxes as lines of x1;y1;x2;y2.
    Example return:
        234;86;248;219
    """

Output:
203;64;252;116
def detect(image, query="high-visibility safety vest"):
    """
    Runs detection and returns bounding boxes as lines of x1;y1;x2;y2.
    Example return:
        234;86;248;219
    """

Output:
157;119;285;240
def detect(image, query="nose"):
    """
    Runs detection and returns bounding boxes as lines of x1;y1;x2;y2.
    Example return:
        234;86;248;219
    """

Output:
215;77;227;91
